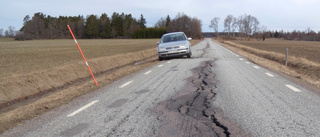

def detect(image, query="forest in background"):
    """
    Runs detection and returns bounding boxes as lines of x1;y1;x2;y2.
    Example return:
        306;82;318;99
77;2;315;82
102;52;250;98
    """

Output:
0;12;202;40
1;12;319;41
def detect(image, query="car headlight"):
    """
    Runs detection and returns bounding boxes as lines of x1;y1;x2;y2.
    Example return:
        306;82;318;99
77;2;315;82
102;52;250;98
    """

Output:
158;47;166;52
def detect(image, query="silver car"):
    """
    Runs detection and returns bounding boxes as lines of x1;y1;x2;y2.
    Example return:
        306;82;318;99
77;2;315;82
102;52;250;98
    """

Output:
157;32;192;60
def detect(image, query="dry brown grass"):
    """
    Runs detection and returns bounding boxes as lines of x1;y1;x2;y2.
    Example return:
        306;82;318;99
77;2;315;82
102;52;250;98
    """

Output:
216;38;320;88
0;39;160;107
232;38;320;63
0;39;159;78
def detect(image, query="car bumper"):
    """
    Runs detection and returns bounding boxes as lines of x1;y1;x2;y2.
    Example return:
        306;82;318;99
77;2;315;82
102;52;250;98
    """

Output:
158;49;189;57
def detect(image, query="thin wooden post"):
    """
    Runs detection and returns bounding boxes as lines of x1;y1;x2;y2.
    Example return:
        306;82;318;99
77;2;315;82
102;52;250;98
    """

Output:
285;48;288;66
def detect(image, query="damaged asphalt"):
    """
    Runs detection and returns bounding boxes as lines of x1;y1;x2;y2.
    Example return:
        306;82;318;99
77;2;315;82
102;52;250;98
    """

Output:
153;60;249;137
2;39;249;137
4;38;318;136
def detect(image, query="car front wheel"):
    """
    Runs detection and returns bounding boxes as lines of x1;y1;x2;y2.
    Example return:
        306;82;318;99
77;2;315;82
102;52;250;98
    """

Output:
187;51;192;58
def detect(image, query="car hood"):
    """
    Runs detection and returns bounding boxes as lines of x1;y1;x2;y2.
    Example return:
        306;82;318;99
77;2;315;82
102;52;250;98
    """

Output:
158;41;188;48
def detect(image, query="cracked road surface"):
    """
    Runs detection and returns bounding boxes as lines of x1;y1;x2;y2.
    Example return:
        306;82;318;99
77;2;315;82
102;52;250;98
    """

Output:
2;39;320;136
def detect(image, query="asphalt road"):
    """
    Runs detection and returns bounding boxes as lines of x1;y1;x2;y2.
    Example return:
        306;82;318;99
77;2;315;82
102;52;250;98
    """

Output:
2;38;320;136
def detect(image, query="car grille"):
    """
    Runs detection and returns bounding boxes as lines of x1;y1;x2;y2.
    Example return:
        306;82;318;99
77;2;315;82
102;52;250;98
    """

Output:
166;46;180;50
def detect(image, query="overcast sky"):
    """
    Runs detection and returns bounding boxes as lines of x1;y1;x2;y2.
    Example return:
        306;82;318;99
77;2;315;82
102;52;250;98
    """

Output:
1;0;320;32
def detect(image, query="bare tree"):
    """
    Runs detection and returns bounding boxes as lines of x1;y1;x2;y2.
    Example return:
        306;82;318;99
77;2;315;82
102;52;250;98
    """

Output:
243;14;259;38
224;15;233;36
168;13;202;38
190;17;202;38
235;14;260;39
251;16;260;37
231;16;237;37
168;13;191;33
237;15;245;39
154;17;166;28
209;17;220;37
4;26;16;37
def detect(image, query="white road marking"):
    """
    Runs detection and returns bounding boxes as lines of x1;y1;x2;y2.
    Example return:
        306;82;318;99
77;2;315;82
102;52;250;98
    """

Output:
245;62;250;64
167;61;171;64
286;84;301;92
120;81;133;88
265;73;274;77
158;64;163;67
235;55;239;57
144;71;152;75
239;58;244;61
67;100;99;117
253;66;260;69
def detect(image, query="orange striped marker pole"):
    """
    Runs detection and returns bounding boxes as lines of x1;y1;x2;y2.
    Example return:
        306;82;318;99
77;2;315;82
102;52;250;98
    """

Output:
67;25;98;86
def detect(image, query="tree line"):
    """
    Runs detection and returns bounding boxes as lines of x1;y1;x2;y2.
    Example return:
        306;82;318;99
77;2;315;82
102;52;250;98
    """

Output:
209;14;262;40
209;14;320;41
10;12;202;40
263;29;320;41
14;12;157;40
155;13;202;39
4;12;318;41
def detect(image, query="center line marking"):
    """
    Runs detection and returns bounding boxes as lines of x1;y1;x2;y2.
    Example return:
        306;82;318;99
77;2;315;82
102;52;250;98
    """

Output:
239;58;244;61
158;64;163;67
253;66;259;69
120;81;133;88
265;72;274;77
245;62;250;64
144;71;152;75
67;100;99;117
235;55;239;57
286;84;301;92
167;61;171;63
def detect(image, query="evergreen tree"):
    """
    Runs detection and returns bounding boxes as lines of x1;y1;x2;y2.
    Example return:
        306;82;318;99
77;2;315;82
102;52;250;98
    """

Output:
166;15;171;27
99;13;111;38
111;12;125;37
274;31;279;38
138;14;146;29
85;15;99;38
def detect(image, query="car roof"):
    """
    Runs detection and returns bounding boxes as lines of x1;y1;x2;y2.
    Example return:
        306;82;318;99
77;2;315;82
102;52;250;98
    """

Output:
163;32;185;36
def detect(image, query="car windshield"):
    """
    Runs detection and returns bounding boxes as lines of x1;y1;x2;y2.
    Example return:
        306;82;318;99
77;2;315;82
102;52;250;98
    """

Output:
161;33;186;43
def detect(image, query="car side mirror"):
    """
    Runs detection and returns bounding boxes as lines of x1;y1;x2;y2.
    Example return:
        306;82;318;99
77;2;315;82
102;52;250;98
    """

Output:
188;38;192;41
